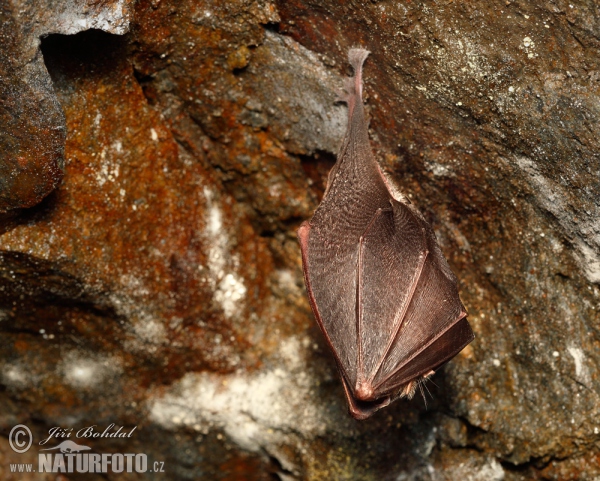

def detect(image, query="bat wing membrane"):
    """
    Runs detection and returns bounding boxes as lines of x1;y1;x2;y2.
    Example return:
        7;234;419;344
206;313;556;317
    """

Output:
371;202;473;393
356;201;428;395
377;316;473;395
299;217;363;389
300;146;392;390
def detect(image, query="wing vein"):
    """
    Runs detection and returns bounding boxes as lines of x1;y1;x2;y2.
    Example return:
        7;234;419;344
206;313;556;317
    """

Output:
356;229;364;382
367;243;429;385
372;311;468;392
356;207;392;383
356;207;390;385
363;204;430;385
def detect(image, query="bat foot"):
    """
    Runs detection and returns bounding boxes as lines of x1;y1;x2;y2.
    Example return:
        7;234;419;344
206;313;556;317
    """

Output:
399;370;436;399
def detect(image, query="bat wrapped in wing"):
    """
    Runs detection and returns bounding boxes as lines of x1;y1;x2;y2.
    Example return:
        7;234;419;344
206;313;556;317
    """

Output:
297;49;474;420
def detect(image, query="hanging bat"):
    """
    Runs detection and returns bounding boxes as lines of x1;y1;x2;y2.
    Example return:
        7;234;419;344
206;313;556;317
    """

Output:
297;48;474;420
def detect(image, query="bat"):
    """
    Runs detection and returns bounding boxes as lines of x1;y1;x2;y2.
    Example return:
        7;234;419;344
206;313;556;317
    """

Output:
297;48;474;420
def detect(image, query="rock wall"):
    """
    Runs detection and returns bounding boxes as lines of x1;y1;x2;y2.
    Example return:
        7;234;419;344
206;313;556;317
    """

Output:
1;0;599;479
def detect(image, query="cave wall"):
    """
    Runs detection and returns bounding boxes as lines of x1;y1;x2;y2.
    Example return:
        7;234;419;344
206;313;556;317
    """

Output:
1;0;599;479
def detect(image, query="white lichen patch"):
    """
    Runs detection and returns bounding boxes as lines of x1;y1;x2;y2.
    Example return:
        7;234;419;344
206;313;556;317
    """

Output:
573;241;600;284
118;274;150;297
148;336;328;454
51;0;132;36
108;289;170;354
268;183;282;198
475;458;505;481
2;363;31;389
131;316;168;345
95;148;121;187
275;269;302;295
567;345;590;384
425;160;453;177
202;187;247;319
522;36;537;58
214;273;247;319
60;351;122;390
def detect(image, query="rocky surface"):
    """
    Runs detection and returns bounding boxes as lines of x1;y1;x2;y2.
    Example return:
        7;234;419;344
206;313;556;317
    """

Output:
1;0;599;479
0;0;134;213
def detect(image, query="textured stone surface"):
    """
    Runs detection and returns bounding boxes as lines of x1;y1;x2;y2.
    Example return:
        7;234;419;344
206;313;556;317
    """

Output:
279;0;600;471
1;0;599;479
0;0;133;212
